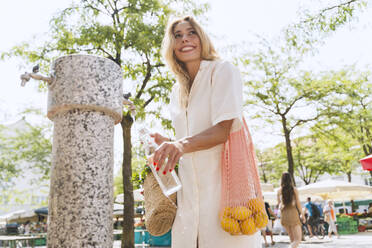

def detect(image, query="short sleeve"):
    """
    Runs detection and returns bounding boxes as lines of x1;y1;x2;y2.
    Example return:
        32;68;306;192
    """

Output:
211;61;243;128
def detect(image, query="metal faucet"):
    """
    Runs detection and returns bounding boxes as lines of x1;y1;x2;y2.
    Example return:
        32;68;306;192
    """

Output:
122;92;136;114
20;64;54;86
20;64;136;114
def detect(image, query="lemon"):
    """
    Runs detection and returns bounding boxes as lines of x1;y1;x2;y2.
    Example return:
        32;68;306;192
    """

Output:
221;216;241;235
231;206;252;221
240;217;256;235
247;198;265;213
254;211;268;229
222;207;232;217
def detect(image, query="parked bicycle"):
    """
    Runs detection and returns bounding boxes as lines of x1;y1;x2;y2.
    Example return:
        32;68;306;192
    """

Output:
302;216;326;239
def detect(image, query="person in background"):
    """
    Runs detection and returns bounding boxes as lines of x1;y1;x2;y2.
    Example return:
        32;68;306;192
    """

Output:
368;203;372;214
277;172;305;248
315;200;323;217
24;221;30;235
42;222;47;233
304;197;315;237
323;200;340;239
18;224;25;234
35;222;41;233
274;205;279;217
261;199;276;247
134;216;146;229
363;209;368;216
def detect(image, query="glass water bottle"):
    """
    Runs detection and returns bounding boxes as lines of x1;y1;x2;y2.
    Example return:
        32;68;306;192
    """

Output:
139;127;182;197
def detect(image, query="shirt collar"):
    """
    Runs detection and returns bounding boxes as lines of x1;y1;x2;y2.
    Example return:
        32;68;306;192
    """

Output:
199;60;212;71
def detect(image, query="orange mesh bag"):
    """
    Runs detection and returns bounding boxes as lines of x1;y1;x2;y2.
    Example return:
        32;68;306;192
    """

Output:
219;118;268;236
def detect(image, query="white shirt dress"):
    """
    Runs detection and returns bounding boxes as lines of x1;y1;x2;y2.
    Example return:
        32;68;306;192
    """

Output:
169;60;261;248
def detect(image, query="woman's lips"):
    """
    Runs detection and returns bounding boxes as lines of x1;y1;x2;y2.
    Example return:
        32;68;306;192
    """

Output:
180;46;195;52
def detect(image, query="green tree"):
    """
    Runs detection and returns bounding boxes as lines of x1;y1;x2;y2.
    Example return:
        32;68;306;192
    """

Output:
255;148;269;183
241;48;333;182
114;151;147;198
292;135;338;185
2;1;207;246
0;114;52;188
314;68;372;178
0;125;19;189
285;0;367;54
239;0;367;182
316;127;364;182
256;145;288;186
256;68;370;185
8;121;52;181
0;109;52;214
258;132;342;186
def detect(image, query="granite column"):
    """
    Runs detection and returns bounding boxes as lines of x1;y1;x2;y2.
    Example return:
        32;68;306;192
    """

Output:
46;55;122;247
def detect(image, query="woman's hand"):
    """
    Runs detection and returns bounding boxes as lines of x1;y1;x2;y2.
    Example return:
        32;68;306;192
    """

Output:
149;119;233;174
150;132;170;146
301;215;306;223
152;140;184;175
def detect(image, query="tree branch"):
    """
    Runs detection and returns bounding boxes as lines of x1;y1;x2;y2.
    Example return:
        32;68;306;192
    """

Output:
289;115;320;133
143;95;155;108
97;46;115;61
83;1;110;16
153;63;165;68
283;95;306;116
135;55;152;100
301;0;359;25
317;0;357;15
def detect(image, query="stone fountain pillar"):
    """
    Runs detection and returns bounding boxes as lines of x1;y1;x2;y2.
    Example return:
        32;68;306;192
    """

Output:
45;55;122;247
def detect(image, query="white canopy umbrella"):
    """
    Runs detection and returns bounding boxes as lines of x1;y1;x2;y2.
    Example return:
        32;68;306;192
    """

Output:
0;212;15;224
0;209;36;223
263;191;277;205
261;183;274;192
113;203;124;217
113;202;144;217
115;189;144;203
15;209;35;219
263;187;322;206
297;179;372;201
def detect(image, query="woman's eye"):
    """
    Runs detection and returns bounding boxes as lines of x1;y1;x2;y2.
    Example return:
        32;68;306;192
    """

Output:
174;34;182;39
189;30;196;35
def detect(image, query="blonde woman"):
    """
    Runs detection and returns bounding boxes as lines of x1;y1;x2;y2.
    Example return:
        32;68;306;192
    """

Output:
150;16;261;248
277;172;304;248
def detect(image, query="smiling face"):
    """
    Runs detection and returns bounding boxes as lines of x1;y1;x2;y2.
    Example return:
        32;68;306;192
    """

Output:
173;21;202;64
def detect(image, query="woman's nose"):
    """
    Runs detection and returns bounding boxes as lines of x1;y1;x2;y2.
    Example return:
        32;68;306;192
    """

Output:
181;34;189;43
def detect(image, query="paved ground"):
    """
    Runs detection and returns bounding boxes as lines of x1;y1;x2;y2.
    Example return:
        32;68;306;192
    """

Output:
113;231;372;248
2;231;370;247
16;231;369;247
260;231;372;248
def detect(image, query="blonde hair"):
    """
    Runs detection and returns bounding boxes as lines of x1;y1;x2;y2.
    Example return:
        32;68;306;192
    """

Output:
161;16;219;108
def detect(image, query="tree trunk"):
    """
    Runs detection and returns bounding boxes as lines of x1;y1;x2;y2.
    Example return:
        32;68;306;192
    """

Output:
261;166;267;183
347;171;352;182
281;116;295;184
350;200;356;212
121;113;134;248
